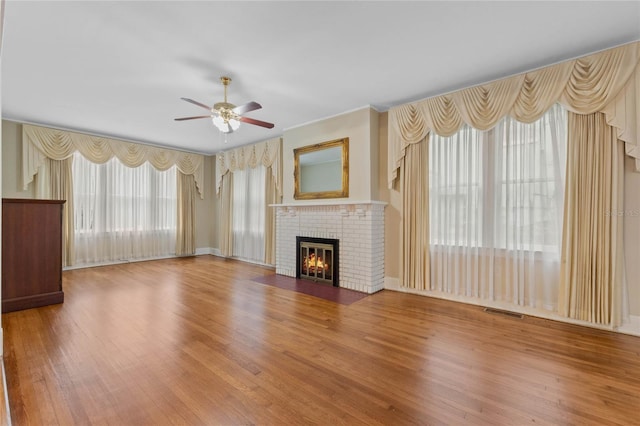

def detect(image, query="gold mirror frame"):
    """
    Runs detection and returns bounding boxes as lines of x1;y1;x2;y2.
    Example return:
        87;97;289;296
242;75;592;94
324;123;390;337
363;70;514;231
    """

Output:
294;137;349;200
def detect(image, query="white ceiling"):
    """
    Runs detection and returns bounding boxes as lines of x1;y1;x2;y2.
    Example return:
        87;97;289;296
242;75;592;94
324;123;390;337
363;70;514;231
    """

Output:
2;1;639;155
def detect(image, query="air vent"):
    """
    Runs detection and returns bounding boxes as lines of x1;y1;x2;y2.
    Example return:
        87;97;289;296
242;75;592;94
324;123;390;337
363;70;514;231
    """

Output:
483;307;524;319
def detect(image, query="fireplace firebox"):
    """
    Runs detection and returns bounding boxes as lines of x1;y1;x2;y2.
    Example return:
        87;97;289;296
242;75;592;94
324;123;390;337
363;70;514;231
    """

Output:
296;236;339;286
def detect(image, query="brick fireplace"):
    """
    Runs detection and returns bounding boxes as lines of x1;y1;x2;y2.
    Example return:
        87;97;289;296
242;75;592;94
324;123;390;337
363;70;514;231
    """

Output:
274;201;385;294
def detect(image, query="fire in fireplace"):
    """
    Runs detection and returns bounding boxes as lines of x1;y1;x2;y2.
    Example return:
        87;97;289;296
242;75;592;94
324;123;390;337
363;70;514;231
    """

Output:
296;236;339;286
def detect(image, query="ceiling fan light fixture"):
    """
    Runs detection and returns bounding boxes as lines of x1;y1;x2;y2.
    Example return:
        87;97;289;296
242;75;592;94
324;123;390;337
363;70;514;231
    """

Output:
212;115;230;133
229;118;240;131
212;114;240;133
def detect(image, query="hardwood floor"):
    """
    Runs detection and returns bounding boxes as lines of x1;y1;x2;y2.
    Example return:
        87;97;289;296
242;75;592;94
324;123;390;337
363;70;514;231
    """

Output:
3;255;640;425
0;360;8;426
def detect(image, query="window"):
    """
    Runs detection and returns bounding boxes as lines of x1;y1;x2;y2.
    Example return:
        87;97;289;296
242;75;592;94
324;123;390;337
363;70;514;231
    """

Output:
73;152;177;264
429;104;567;253
231;165;266;262
427;105;567;308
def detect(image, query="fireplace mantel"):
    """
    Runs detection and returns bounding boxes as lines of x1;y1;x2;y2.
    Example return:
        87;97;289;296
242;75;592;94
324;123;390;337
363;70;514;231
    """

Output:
270;200;387;208
271;201;386;218
274;201;385;294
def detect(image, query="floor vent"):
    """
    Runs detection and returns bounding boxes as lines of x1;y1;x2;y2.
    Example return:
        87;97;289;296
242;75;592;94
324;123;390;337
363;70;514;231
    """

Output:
483;307;524;319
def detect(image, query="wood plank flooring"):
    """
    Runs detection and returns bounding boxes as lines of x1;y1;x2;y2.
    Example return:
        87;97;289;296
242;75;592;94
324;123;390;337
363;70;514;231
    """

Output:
3;255;640;425
0;360;8;426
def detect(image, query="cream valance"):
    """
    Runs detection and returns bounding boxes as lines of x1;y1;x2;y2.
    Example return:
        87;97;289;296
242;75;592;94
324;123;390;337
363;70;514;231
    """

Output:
388;41;640;187
215;137;282;195
23;124;205;198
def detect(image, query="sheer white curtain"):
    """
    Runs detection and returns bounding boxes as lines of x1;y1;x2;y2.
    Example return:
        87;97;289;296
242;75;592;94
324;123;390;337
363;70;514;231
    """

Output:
231;165;266;263
73;152;177;265
429;104;567;311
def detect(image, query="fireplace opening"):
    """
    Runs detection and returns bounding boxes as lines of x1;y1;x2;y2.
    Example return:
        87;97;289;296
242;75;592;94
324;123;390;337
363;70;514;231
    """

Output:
296;237;339;287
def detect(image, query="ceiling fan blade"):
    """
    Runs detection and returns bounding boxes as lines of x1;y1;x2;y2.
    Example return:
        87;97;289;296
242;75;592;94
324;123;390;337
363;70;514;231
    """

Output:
180;98;212;111
174;115;212;121
239;116;275;129
233;101;262;115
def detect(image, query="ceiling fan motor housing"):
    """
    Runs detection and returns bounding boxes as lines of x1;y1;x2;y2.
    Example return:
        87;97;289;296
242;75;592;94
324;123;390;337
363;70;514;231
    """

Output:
214;102;238;121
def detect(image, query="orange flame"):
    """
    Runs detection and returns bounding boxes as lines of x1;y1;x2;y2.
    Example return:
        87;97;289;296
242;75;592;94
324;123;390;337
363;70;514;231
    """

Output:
303;253;329;272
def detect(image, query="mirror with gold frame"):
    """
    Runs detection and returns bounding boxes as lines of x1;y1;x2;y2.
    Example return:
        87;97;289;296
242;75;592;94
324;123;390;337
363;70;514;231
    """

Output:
294;137;349;200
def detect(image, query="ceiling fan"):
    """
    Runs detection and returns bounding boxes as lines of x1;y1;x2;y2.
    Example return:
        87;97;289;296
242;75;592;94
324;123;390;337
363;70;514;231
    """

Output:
175;76;274;133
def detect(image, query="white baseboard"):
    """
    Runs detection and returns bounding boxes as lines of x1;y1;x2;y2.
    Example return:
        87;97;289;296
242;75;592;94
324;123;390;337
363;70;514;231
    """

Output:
198;248;275;269
65;248;215;270
384;276;401;290
383;276;640;337
618;315;640;336
194;247;224;257
195;247;213;256
64;254;177;270
63;249;273;271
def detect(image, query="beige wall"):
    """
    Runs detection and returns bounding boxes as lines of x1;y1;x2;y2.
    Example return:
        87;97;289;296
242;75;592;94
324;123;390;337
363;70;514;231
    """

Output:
282;107;379;203
377;112;400;279
194;155;215;250
2;121;36;199
211;155;220;251
369;108;379;198
2;120;214;251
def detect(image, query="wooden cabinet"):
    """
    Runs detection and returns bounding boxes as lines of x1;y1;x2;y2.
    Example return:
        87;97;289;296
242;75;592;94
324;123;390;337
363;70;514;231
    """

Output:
2;199;65;313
